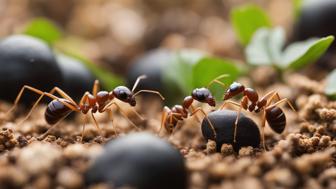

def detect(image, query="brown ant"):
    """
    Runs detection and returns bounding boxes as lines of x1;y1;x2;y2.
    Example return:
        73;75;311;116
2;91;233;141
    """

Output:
220;82;296;150
6;75;164;140
159;75;229;138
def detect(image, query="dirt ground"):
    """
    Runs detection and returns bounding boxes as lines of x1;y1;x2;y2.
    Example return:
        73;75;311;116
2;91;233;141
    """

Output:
0;73;334;189
0;0;335;189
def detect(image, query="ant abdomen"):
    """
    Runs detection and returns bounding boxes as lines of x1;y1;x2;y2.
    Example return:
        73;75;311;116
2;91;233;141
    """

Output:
265;106;286;134
45;99;73;125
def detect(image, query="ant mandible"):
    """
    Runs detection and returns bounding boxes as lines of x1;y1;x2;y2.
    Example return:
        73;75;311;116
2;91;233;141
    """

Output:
220;82;296;150
6;75;164;140
159;74;229;138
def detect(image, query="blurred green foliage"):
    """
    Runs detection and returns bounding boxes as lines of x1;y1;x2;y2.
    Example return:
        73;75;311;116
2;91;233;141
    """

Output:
246;27;334;70
163;51;242;101
294;0;303;18
23;18;62;45
325;70;336;99
230;4;271;46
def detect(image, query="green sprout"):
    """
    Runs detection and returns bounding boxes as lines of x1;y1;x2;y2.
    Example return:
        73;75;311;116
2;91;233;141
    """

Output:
325;70;336;100
245;27;334;71
231;4;334;80
163;51;242;102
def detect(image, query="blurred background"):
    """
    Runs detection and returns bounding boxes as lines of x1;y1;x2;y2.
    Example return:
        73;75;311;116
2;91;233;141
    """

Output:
0;0;295;74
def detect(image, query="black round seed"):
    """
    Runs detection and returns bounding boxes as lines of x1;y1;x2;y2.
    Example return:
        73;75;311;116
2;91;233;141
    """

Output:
127;48;172;94
85;132;188;189
0;35;62;104
126;48;205;104
56;53;95;101
201;110;260;152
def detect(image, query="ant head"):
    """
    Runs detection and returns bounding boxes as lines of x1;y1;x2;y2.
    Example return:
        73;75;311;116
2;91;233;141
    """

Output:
113;86;136;106
224;82;245;100
191;88;216;106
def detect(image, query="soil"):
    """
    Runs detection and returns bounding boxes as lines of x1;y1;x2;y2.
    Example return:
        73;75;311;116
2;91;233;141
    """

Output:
0;0;335;189
0;74;334;189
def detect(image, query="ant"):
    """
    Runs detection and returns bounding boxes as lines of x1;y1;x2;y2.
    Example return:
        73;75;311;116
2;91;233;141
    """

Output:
220;82;296;150
159;75;229;138
6;75;164;140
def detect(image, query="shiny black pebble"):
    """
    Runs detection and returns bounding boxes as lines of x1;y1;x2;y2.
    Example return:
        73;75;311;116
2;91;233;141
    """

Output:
56;54;95;101
0;35;62;103
85;132;188;189
202;110;260;152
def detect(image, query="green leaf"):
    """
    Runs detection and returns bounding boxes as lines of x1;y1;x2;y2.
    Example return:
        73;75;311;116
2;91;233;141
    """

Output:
245;27;334;70
230;4;271;46
325;69;336;99
281;36;334;70
55;38;124;90
294;0;303;18
163;49;206;96
192;57;241;100
245;27;285;66
23;18;62;45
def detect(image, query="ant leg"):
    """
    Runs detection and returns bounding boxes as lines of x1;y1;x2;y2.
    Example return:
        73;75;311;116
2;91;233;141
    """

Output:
158;107;169;135
79;92;90;108
37;111;72;140
49;87;77;104
260;90;277;102
81;114;88;142
104;102;140;131
233;106;243;143
207;74;229;88
133;90;165;100
104;99;144;121
6;85;44;115
90;112;103;137
260;110;267;150
268;98;296;112
132;75;147;92
106;109;118;136
81;123;86;142
92;80;100;97
191;108;217;139
219;100;241;110
129;108;145;121
189;105;201;122
219;100;245;143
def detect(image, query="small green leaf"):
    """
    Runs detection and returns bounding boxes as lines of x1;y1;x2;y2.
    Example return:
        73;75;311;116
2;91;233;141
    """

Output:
325;69;336;99
245;27;334;70
281;36;334;70
230;4;271;46
163;49;206;96
23;18;62;45
192;57;241;100
245;27;285;66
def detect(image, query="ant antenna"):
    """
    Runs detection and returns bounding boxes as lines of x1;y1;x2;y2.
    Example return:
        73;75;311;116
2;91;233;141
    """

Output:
132;75;147;92
134;90;165;100
207;74;230;88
